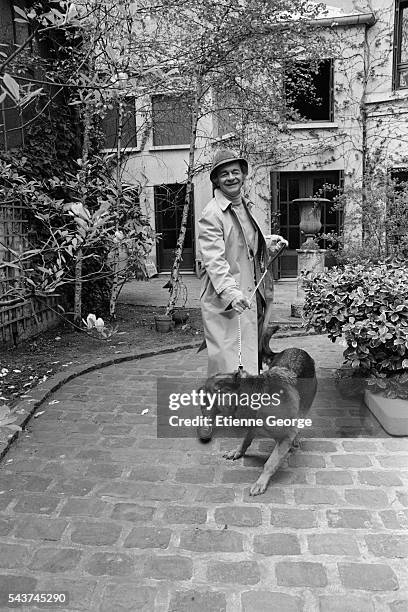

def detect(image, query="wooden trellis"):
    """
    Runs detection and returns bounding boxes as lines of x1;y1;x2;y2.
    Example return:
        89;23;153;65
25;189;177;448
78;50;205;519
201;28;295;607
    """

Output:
0;200;59;346
0;199;29;296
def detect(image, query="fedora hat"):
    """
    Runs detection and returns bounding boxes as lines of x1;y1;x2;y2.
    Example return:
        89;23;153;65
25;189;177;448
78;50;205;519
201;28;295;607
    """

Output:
209;148;248;183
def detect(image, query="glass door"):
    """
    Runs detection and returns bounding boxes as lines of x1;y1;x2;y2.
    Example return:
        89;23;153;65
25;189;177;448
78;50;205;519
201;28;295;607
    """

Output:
154;184;194;272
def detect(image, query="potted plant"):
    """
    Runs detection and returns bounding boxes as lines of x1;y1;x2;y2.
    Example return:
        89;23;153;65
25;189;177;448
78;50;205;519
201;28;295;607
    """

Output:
303;261;408;435
172;307;189;325
154;313;173;333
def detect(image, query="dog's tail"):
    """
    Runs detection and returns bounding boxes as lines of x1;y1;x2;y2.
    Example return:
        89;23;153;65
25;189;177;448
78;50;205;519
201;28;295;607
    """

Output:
261;324;279;359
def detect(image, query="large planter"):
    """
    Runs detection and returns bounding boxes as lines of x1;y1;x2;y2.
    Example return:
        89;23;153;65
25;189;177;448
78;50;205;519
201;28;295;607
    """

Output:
291;197;331;249
364;390;408;436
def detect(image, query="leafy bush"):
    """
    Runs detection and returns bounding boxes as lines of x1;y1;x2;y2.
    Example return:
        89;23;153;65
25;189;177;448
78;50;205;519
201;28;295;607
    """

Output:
303;262;408;398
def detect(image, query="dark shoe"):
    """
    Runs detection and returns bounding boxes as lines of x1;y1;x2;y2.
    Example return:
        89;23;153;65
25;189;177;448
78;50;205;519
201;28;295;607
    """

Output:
197;424;213;443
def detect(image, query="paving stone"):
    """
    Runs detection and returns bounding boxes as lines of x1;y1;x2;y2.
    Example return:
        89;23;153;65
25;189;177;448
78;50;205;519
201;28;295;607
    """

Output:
29;547;82;573
267;470;308;484
276;561;328;587
327;509;374;529
128;465;169;481
379;510;408;530
37;578;97;611
179;529;243;552
143;555;193;580
254;533;301;555
163;506;207;524
0;543;30;568
168;590;226;612
102;437;136;448
59;498;108;517
331;455;372;468
14;517;67;541
270;508;317;529
70;521;122;546
345;489;389;508
124;526;171;549
377;456;408;468
316;471;354;485
13;494;60;515
0;517;15;536
214;506;262;527
397;492;408;507
84;552;142;577
100;425;133;436
294;488;342;505
241;591;303;612
49;478;96;496
338;563;399;591
207;560;260;585
342;441;379;452
365;534;408;558
95;481;185;501
195;487;235;503
319;594;374;611
382;440;408;451
389;601;408;612
358;471;403;486
0;575;38;607
288;454;326;468
84;462;123;478
42;461;89;478
0;493;14;510
76;449;113;461
307;533;359;556
300;440;337;452
0;473;53;492
100;584;156;612
243;487;286;504
175;467;215;484
111;503;155;522
221;468;264;484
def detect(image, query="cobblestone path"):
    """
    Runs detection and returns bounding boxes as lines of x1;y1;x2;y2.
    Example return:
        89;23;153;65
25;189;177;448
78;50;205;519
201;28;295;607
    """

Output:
0;337;407;611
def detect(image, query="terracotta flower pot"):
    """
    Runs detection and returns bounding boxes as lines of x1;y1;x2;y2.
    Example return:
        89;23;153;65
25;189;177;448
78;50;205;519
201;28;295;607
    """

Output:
154;314;173;333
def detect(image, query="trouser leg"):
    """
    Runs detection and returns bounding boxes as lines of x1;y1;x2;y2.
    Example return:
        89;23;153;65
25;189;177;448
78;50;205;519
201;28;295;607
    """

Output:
257;291;265;371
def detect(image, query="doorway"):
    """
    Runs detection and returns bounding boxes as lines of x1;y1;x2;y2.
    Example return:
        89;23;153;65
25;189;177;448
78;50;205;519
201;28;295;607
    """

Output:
154;183;194;272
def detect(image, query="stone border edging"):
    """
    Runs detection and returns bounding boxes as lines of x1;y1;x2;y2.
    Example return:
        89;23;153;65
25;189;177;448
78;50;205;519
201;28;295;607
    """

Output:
0;340;202;461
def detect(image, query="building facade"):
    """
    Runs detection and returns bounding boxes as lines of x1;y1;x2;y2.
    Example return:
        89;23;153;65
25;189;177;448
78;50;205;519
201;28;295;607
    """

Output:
108;0;408;277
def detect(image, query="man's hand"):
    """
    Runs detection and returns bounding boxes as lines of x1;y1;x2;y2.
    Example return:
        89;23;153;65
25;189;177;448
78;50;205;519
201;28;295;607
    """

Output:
265;234;289;251
231;292;251;313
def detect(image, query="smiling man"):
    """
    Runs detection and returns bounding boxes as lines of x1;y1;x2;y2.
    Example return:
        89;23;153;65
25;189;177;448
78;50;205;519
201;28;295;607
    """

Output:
197;149;287;388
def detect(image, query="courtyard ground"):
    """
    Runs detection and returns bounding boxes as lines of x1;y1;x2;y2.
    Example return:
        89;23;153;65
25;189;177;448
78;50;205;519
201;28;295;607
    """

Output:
0;278;406;611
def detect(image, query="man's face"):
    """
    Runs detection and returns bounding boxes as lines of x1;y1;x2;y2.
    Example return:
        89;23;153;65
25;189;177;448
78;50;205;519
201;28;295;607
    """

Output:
214;161;245;198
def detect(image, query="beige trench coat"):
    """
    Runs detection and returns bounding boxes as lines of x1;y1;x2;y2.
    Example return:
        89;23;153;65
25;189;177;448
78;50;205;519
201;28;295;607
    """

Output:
198;189;268;377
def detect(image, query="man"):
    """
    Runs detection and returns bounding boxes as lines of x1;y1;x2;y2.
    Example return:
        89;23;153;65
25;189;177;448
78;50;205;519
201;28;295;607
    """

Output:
198;148;288;380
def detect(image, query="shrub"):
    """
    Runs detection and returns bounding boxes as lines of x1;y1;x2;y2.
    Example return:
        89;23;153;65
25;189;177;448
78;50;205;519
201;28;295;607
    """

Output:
303;262;408;397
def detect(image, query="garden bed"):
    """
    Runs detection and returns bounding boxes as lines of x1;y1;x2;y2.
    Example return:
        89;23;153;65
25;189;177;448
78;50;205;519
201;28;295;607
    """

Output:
0;303;204;406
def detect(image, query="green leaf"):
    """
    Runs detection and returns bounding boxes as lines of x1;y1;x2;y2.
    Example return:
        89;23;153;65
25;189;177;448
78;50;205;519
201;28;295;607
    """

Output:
2;73;19;102
13;5;28;20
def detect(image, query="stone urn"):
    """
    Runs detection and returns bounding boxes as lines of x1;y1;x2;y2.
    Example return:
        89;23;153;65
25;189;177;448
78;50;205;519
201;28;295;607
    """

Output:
291;198;330;249
290;198;330;317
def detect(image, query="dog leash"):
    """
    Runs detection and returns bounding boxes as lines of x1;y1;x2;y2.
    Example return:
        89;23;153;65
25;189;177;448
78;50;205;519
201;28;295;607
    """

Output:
235;242;286;374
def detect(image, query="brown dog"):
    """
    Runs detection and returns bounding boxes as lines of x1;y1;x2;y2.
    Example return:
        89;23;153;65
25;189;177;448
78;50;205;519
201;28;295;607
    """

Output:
198;328;317;495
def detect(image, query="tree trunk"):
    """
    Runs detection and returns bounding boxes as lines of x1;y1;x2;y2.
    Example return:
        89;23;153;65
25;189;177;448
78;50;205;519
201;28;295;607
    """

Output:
109;98;124;320
73;106;92;324
166;80;201;315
